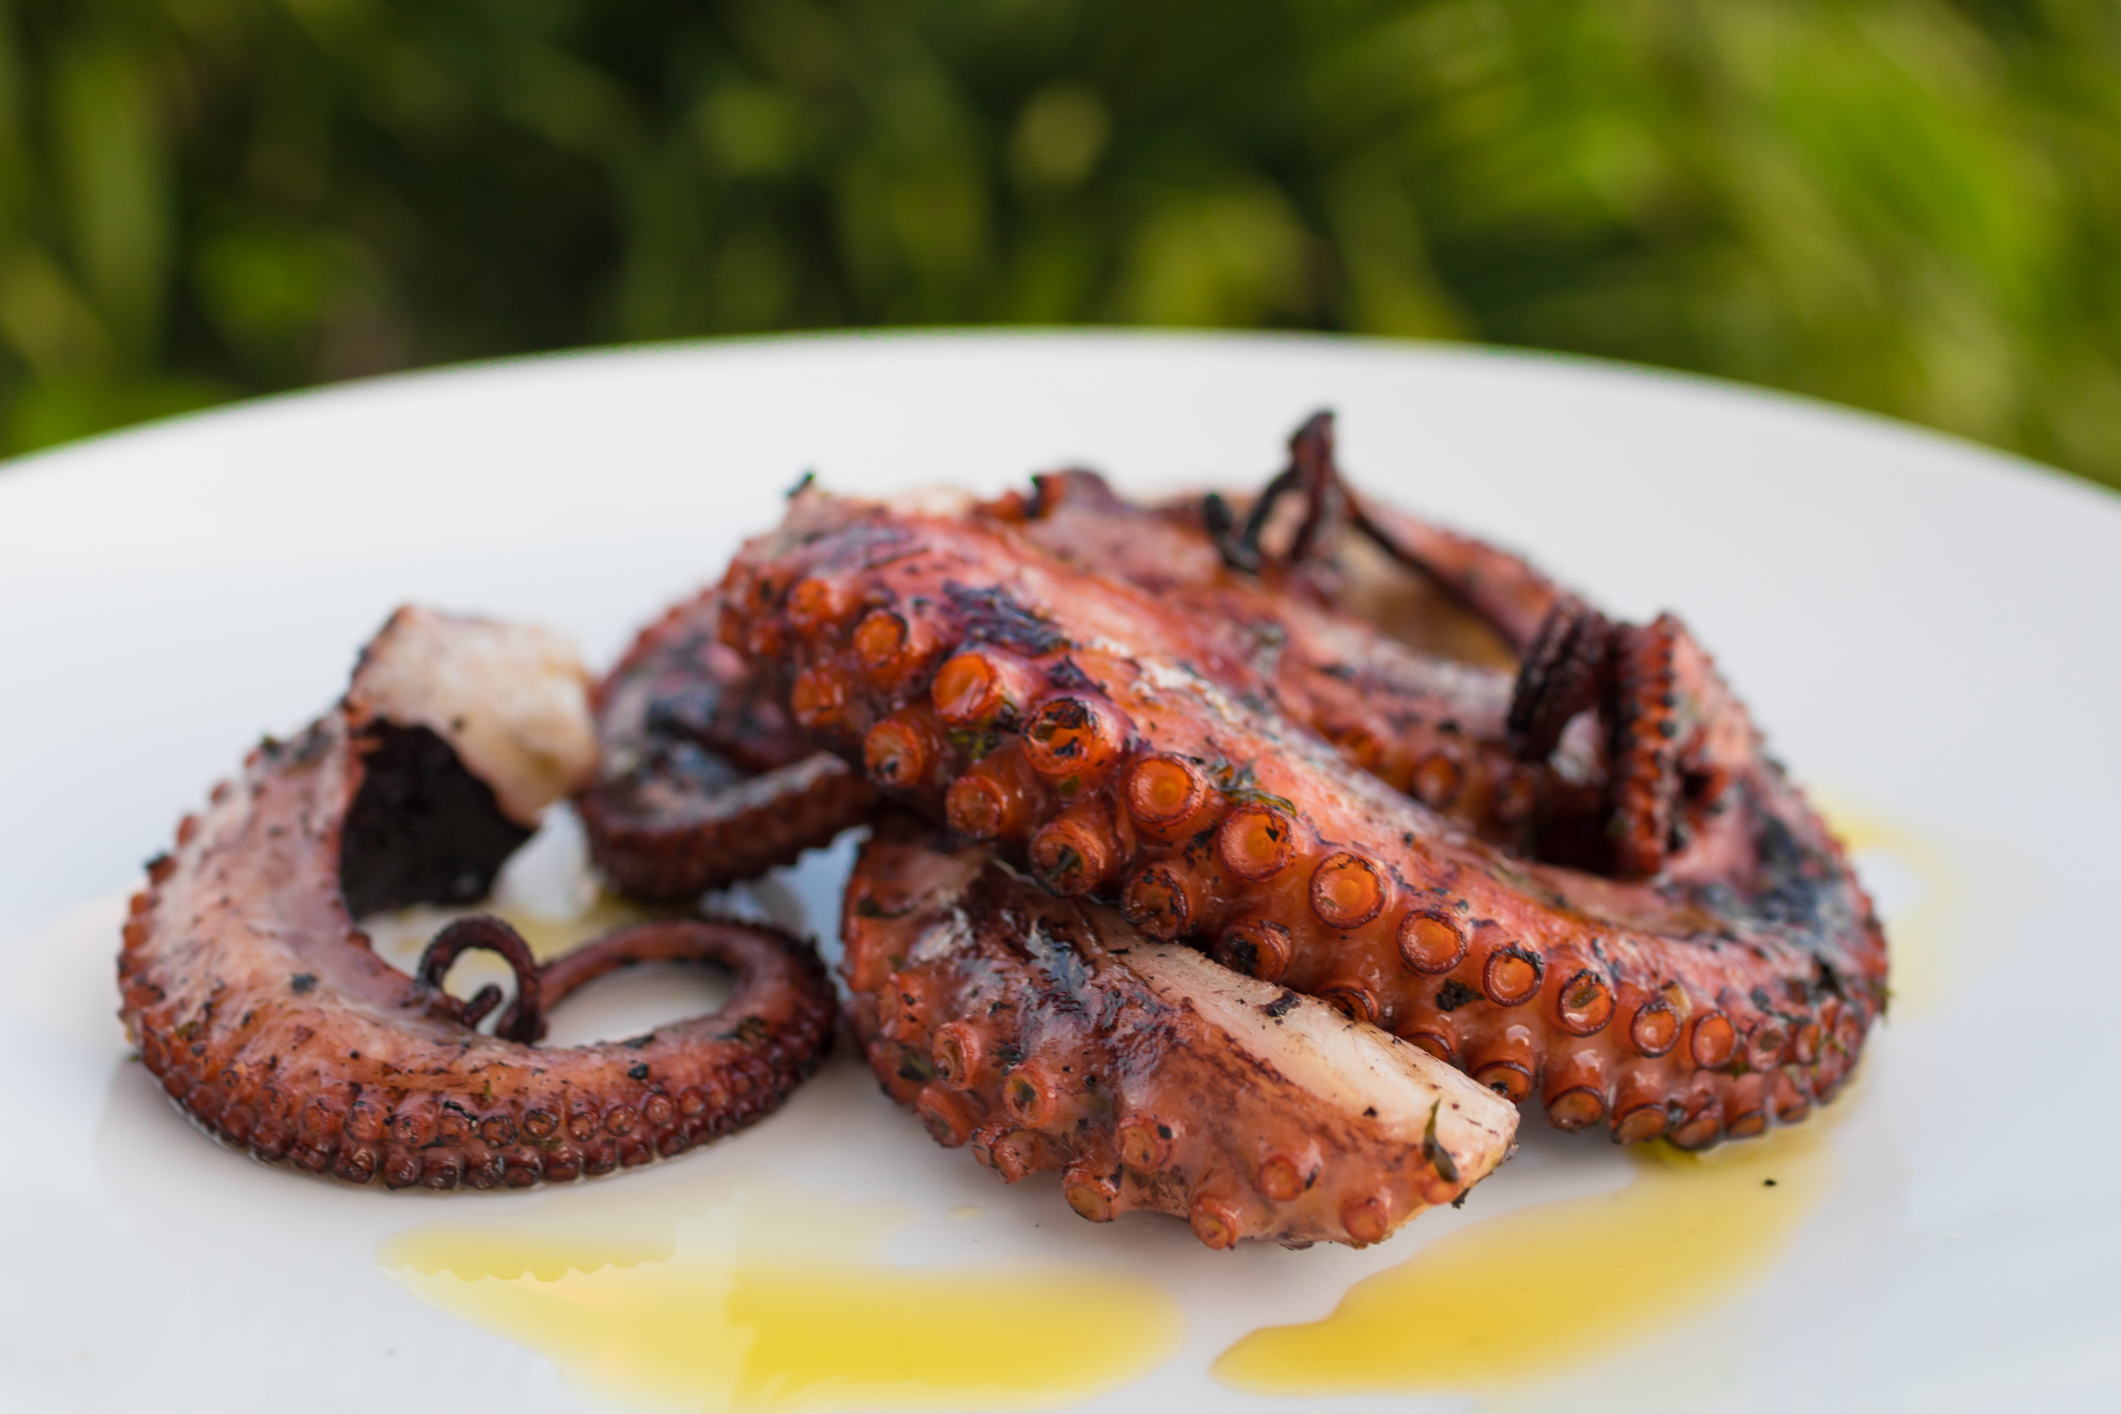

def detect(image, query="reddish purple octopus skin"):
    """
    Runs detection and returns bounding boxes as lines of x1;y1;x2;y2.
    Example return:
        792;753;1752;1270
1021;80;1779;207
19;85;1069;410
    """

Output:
576;587;875;900
1009;415;1695;878
1004;466;1618;868
117;608;838;1189
718;452;1888;1152
843;815;1518;1249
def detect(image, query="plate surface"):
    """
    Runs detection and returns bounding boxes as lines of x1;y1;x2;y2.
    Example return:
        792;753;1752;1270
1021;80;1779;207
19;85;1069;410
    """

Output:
3;332;2118;1413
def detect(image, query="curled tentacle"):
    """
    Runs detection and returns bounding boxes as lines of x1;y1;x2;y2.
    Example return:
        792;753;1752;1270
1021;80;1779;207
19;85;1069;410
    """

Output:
844;817;1516;1249
1604;614;1685;879
1505;597;1612;763
576;588;876;899
117;607;837;1189
1283;408;1350;565
1229;409;1349;570
418;915;545;1042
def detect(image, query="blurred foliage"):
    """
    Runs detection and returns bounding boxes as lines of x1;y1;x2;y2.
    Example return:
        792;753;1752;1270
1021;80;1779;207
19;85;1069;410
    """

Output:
1;0;2117;486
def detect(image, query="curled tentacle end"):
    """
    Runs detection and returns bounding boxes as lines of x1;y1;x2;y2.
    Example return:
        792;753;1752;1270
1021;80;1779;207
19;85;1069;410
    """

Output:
120;607;838;1192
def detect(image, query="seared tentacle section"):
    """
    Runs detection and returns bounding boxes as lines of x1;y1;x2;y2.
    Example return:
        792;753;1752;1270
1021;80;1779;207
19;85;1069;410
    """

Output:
1506;597;1612;763
998;466;1575;855
577;588;875;899
844;817;1517;1249
1605;615;1685;880
116;607;837;1189
723;485;1885;1150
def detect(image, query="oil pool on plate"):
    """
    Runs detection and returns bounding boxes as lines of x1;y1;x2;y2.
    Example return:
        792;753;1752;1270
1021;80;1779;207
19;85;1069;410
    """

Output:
380;1176;1182;1412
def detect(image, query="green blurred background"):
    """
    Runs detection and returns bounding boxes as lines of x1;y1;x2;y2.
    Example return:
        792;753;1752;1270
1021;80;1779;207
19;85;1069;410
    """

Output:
3;0;2117;487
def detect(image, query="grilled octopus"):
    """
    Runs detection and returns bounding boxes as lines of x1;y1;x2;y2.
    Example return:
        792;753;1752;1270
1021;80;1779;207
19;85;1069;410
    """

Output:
703;414;1885;1175
118;412;1882;1251
842;814;1517;1249
117;607;837;1189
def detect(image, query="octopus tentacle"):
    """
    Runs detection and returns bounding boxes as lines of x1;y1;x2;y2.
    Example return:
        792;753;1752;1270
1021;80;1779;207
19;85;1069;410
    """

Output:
117;606;837;1189
1016;447;1744;880
538;916;823;1021
1001;464;1568;852
1604;615;1684;880
1252;420;1755;882
843;817;1517;1249
576;587;876;899
720;482;1885;1148
1207;411;1681;874
1505;597;1612;763
1229;410;1350;570
417;915;544;1042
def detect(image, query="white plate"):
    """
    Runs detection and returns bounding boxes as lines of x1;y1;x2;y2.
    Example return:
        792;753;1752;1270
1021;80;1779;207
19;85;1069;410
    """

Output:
3;332;2118;1413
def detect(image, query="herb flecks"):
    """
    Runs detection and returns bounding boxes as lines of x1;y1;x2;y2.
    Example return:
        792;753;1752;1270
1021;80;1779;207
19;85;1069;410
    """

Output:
1205;757;1297;814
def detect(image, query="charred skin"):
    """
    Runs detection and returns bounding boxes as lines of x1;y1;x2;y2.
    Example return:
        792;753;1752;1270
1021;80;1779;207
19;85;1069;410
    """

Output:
1017;419;1727;879
117;608;837;1189
1002;469;1563;854
965;466;1658;872
844;816;1517;1249
722;485;1886;1150
576;587;876;900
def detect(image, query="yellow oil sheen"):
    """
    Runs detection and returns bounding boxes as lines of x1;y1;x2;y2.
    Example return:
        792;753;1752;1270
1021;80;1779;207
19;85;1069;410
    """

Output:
368;805;1925;1408
379;1180;1184;1411
1215;1099;1841;1396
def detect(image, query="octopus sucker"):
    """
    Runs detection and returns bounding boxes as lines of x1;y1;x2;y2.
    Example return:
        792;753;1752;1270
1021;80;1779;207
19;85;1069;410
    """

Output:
843;816;1518;1249
117;606;837;1188
715;418;1886;1158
